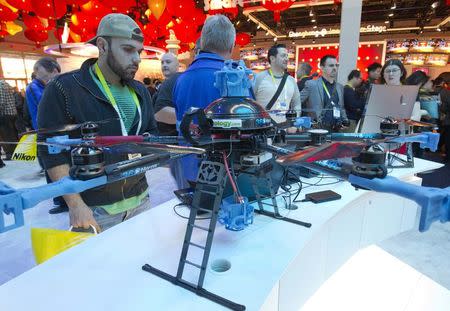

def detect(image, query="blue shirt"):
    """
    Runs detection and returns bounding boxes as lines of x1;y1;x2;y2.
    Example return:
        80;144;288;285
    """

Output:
173;52;225;182
25;79;45;130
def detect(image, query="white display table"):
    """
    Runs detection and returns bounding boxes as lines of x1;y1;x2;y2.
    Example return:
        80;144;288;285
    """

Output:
0;159;442;311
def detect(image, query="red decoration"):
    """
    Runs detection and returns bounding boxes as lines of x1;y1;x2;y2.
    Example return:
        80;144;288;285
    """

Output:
5;0;32;11
209;7;238;20
0;4;18;21
235;32;251;47
31;0;67;19
99;0;132;12
81;0;111;16
24;28;48;43
166;0;196;19
65;0;90;5
172;20;199;44
261;0;295;22
23;14;46;31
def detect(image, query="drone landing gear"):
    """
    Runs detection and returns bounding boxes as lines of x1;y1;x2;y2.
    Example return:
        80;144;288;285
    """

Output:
143;160;246;310
386;142;414;169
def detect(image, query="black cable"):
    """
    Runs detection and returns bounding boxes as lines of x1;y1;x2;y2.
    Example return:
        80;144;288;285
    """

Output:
173;203;212;220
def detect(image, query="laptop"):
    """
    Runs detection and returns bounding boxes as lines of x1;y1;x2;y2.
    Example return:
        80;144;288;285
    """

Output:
358;85;419;133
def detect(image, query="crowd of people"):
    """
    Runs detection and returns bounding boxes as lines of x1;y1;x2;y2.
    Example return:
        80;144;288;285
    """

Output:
0;13;449;234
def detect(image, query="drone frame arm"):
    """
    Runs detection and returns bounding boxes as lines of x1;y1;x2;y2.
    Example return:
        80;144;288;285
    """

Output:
348;174;450;232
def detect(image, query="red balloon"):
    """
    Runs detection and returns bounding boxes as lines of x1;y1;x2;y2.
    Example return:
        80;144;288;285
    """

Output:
6;0;32;11
209;7;238;20
31;0;67;19
65;0;90;5
0;4;18;21
23;14;46;31
24;28;48;43
166;0;196;19
172;21;199;44
262;0;295;22
235;32;251;47
80;0;111;16
190;8;206;26
99;0;132;12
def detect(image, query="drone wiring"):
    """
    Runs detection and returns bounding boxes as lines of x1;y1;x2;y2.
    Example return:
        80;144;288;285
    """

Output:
173;203;212;220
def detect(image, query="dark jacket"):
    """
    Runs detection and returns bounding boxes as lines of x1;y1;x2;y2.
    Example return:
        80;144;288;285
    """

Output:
344;85;365;121
38;58;158;206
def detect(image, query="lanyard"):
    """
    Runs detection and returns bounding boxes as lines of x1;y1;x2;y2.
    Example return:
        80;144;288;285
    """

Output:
94;63;142;136
322;80;336;104
269;69;276;85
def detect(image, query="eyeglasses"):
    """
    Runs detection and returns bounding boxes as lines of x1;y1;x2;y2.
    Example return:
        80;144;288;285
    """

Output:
385;68;400;74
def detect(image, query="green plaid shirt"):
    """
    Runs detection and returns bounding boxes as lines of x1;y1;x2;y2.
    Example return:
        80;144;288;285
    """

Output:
0;80;17;116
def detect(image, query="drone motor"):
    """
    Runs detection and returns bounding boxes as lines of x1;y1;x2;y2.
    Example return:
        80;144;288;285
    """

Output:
308;129;329;146
70;144;105;180
80;122;100;139
380;117;400;137
351;144;387;179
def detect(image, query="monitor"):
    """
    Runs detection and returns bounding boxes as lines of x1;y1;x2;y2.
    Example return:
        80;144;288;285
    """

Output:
358;85;419;133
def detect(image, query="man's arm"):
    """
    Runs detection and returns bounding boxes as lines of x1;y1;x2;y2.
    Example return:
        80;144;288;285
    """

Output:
37;80;100;231
290;77;301;116
47;164;100;232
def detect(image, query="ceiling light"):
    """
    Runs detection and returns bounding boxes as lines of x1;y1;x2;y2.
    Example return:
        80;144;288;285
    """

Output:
384;20;389;24
390;3;396;9
313;25;317;29
257;25;261;29
388;13;393;17
431;2;438;9
273;37;277;42
437;27;442;32
309;10;314;17
236;20;240;25
247;18;251;22
311;19;316;22
265;31;269;35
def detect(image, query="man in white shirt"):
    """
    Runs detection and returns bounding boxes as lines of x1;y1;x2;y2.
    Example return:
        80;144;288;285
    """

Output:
253;43;300;132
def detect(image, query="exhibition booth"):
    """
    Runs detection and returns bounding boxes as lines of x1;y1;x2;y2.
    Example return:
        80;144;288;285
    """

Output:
0;1;449;310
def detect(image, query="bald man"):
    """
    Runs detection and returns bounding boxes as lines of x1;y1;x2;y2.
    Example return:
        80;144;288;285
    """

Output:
161;52;179;79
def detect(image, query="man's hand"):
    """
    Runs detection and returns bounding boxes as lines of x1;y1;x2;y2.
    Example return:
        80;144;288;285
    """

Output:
69;203;101;233
47;164;101;233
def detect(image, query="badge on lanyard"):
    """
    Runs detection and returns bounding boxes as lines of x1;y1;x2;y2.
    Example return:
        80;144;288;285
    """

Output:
332;102;341;119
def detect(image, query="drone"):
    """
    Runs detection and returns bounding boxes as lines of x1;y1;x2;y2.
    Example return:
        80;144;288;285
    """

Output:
1;60;449;311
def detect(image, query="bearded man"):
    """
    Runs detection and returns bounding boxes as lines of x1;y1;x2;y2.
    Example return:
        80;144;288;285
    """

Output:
37;14;158;232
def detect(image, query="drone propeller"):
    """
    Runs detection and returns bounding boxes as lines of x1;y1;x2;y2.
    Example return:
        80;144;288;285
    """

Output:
19;118;119;137
276;141;368;165
104;142;205;155
402;119;436;127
